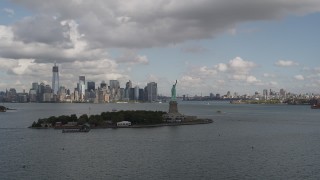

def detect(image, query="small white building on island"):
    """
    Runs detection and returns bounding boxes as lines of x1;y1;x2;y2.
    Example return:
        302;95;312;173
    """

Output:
117;121;132;127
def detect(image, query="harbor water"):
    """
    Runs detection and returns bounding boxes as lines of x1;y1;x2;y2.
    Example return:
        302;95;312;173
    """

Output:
0;102;320;179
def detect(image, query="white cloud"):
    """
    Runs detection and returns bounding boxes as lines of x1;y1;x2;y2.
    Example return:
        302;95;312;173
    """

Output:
263;73;276;78
180;75;202;84
225;57;258;84
0;22;106;63
0;25;14;45
314;67;320;72
199;66;218;76
3;8;15;17
217;79;225;84
115;50;149;65
178;75;206;95
227;28;237;35
275;60;299;67
184;65;218;81
178;56;260;94
270;81;278;86
294;74;305;80
246;75;260;83
232;74;247;81
0;58;51;76
228;57;256;74
215;63;228;72
196;57;257;83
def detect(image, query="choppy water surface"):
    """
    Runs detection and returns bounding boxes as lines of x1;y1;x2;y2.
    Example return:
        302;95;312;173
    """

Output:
0;102;320;179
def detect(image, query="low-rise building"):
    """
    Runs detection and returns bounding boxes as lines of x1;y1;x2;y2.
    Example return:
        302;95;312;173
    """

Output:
117;121;131;127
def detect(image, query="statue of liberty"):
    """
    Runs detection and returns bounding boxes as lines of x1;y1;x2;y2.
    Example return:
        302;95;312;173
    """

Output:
171;80;177;101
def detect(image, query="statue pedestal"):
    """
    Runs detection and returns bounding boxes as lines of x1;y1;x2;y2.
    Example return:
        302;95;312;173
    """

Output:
169;101;178;114
163;100;185;122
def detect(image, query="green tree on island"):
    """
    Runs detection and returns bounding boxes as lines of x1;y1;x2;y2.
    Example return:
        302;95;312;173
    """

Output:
31;110;166;128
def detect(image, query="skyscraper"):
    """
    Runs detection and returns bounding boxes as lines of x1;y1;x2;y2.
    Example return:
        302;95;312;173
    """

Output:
79;76;85;100
110;80;120;90
109;80;120;101
87;81;95;92
263;89;268;100
100;81;107;89
134;86;139;100
52;63;59;95
32;82;39;91
147;82;157;102
124;80;132;100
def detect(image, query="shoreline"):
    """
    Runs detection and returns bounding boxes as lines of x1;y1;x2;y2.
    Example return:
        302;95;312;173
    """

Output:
108;119;213;129
30;119;213;129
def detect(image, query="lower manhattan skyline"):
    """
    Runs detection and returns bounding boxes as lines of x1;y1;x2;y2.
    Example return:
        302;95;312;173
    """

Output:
1;1;320;96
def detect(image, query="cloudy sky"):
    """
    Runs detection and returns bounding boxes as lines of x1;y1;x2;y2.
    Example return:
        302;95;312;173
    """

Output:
0;0;320;96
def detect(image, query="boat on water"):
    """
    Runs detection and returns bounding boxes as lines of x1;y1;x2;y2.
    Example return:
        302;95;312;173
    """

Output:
311;99;320;109
0;105;7;112
311;104;320;109
62;123;90;133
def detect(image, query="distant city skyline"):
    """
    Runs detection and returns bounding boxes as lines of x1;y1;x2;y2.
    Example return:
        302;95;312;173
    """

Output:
0;62;319;97
0;1;320;95
0;64;160;103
